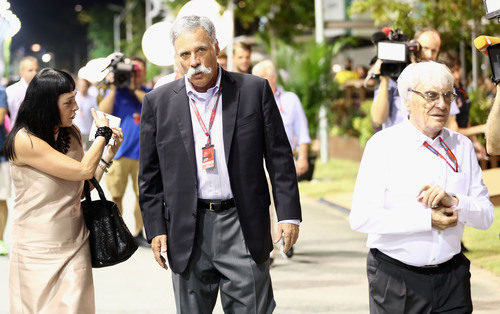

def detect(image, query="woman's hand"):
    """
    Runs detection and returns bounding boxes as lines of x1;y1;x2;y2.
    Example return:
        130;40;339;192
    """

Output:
91;108;109;128
107;127;124;156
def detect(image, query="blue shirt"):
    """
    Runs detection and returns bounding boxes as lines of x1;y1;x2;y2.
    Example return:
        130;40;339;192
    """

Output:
0;86;7;162
110;86;151;160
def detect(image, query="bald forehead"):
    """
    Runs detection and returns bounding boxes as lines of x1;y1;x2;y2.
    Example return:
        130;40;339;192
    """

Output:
417;31;441;44
20;59;38;70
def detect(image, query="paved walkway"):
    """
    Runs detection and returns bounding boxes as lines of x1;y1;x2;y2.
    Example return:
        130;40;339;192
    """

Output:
1;185;500;313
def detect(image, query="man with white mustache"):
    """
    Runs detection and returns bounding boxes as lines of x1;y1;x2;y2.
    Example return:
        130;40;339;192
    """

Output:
139;15;301;313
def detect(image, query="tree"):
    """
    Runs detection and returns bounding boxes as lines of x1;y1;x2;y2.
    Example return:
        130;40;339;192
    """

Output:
349;0;498;50
78;4;114;60
166;0;315;43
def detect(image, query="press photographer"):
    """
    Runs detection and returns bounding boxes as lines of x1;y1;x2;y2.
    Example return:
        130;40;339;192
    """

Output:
369;28;460;129
98;55;152;247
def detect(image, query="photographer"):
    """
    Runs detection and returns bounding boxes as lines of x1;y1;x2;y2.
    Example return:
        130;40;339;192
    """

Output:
99;56;151;247
370;28;460;129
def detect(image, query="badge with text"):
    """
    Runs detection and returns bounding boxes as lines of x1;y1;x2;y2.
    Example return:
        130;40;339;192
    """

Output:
133;112;140;125
202;145;215;170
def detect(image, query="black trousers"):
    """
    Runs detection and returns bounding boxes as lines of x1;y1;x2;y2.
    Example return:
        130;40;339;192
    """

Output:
367;249;472;314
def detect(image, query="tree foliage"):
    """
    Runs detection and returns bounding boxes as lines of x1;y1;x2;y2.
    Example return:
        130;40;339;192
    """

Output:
274;40;349;137
350;0;499;49
78;4;114;59
166;0;315;42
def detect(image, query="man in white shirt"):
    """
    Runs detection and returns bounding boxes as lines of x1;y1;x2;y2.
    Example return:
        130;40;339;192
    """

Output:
252;60;311;175
350;61;494;313
6;56;39;127
74;78;97;149
253;60;311;261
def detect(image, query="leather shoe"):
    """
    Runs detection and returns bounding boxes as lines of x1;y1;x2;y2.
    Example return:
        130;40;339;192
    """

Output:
134;233;151;248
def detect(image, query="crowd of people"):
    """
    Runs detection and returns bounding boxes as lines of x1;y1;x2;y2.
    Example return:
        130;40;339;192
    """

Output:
0;13;498;314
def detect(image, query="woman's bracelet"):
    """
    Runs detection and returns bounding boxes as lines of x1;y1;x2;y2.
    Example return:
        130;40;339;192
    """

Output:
98;163;108;173
100;158;113;168
95;126;113;144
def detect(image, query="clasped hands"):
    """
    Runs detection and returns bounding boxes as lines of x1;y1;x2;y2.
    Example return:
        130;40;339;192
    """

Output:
418;185;459;231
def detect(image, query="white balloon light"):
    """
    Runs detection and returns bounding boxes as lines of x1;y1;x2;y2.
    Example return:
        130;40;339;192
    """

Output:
141;21;175;66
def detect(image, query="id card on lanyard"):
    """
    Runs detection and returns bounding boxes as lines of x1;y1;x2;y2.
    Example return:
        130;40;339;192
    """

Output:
190;91;221;170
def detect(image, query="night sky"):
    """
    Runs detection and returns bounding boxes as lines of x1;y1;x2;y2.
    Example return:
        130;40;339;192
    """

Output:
9;0;122;75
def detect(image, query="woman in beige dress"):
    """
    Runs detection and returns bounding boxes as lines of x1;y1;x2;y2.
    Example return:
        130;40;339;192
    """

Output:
5;68;123;313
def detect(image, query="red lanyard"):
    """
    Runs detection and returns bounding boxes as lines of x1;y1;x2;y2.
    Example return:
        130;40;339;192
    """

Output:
190;91;221;146
423;138;458;172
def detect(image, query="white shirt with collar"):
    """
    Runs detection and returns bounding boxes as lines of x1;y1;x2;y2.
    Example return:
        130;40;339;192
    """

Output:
350;119;493;267
6;78;28;126
274;87;311;150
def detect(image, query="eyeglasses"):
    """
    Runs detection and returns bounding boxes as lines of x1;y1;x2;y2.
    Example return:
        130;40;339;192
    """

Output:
408;89;457;104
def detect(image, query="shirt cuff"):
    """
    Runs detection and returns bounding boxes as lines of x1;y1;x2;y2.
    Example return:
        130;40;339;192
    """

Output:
278;219;300;226
453;192;470;224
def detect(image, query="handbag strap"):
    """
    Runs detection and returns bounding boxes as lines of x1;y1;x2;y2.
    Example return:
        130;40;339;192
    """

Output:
84;177;107;201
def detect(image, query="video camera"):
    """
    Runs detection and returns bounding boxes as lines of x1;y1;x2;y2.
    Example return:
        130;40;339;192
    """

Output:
103;53;139;89
372;28;420;79
474;1;500;84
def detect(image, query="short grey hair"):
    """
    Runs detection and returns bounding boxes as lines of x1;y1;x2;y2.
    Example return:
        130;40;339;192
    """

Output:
252;60;276;77
170;15;217;47
397;61;454;102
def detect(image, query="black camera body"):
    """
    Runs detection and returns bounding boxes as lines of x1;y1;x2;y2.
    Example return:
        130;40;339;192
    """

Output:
372;29;420;79
106;53;137;89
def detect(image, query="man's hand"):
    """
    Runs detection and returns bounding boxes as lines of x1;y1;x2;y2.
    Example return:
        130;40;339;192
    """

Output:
431;206;458;230
274;223;299;254
418;184;458;208
295;158;309;176
151;234;168;270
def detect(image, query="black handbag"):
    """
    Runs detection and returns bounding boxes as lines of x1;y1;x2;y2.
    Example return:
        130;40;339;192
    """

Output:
81;177;138;268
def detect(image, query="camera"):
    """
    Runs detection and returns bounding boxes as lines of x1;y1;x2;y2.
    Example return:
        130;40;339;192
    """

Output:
103;53;139;89
372;28;420;79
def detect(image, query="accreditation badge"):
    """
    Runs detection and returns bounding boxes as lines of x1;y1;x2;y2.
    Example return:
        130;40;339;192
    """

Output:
133;112;140;125
202;144;215;170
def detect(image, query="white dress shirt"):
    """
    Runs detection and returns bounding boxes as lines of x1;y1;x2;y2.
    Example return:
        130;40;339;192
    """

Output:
6;78;28;126
274;87;311;150
74;91;98;134
350;119;493;266
185;68;233;200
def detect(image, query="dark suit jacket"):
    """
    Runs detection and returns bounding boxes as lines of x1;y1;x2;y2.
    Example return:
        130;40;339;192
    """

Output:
139;69;301;274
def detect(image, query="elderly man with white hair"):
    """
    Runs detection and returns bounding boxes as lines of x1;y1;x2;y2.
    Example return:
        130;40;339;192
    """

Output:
350;61;494;314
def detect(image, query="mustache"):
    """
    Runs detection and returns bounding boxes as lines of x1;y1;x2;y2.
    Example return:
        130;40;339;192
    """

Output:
186;65;212;79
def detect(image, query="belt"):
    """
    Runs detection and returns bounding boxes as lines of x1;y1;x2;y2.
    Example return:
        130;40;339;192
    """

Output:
197;198;235;212
370;248;460;274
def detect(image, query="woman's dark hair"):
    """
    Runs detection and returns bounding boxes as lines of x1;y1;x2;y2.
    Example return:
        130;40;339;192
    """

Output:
5;68;77;160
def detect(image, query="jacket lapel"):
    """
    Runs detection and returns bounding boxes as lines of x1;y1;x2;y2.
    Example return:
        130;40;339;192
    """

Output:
172;79;197;177
220;70;239;164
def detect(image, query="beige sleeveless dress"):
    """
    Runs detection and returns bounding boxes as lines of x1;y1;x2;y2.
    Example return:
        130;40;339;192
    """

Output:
9;130;95;314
